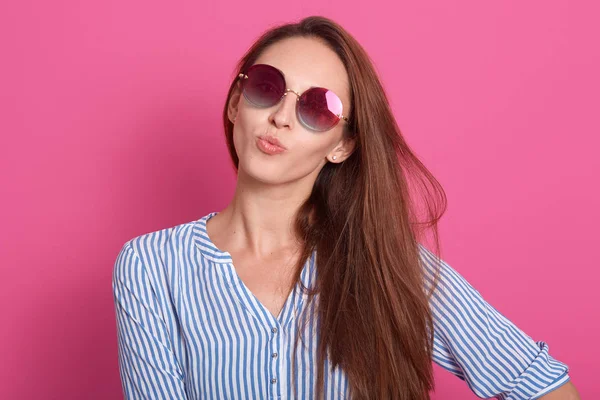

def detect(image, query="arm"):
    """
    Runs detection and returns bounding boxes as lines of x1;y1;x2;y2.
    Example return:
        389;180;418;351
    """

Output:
112;241;188;399
419;244;573;399
538;381;581;400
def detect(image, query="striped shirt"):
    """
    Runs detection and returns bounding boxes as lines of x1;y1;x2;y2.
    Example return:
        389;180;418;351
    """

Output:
112;211;571;399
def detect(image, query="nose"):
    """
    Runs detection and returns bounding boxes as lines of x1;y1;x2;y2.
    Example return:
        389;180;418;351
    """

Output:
269;89;300;130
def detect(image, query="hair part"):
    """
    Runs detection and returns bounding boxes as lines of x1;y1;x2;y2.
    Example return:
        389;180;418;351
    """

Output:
221;15;447;400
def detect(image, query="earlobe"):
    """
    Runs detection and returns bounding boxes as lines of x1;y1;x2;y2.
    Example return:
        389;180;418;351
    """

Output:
228;111;237;124
228;110;237;124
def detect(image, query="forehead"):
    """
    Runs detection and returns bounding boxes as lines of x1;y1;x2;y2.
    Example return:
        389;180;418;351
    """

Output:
253;37;350;101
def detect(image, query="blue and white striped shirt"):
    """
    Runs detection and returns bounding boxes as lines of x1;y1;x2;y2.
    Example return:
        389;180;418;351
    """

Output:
112;211;570;399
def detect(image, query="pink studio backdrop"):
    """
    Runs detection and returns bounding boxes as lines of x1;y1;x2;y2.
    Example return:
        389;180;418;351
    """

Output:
1;1;597;398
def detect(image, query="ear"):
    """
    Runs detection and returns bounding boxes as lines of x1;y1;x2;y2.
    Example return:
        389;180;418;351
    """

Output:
227;81;243;124
328;135;357;163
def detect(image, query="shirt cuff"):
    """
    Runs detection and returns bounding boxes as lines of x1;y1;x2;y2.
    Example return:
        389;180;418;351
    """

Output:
501;341;570;400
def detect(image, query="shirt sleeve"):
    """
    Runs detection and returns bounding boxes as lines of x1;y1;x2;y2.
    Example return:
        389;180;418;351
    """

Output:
112;241;188;399
418;244;571;400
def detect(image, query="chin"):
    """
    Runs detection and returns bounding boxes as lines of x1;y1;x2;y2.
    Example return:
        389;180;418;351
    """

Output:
237;155;286;184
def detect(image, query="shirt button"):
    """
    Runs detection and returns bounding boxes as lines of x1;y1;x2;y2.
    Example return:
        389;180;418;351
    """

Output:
272;352;278;358
271;378;277;384
271;327;278;333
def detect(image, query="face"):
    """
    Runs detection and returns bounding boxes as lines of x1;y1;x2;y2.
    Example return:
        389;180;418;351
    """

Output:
227;36;355;187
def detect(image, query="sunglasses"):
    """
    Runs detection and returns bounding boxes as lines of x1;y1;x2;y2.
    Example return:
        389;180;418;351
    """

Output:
237;63;349;132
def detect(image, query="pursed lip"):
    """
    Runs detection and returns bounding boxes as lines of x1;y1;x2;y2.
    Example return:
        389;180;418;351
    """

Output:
257;135;287;150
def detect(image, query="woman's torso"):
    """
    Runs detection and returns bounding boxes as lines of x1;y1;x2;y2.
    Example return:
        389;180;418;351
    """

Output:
141;212;351;399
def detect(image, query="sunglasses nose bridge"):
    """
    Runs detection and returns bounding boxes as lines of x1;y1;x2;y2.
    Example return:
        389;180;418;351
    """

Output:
282;88;301;101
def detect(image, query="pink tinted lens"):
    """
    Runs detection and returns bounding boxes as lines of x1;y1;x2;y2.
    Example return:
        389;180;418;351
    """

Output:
297;87;343;132
242;64;285;107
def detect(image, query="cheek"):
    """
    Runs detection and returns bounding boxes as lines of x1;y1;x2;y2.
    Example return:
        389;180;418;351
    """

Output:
231;119;254;158
283;138;335;175
295;132;340;161
294;141;329;162
231;125;243;156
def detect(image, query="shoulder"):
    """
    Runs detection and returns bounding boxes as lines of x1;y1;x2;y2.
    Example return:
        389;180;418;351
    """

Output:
114;216;203;282
417;243;453;293
125;219;196;260
417;243;479;310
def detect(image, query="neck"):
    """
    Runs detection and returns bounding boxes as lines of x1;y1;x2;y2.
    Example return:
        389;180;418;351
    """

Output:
211;168;314;259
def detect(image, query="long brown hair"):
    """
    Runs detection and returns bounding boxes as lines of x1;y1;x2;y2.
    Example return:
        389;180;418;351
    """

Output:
221;16;447;400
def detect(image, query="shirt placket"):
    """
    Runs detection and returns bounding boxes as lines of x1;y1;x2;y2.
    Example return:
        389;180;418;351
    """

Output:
268;323;283;400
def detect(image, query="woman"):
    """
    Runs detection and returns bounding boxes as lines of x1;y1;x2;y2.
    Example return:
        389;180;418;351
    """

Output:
112;16;580;399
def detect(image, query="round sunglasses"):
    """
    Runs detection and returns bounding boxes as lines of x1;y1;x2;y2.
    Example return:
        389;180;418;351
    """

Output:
237;63;349;132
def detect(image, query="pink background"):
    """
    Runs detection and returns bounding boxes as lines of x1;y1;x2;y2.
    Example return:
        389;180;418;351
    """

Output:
1;0;598;398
